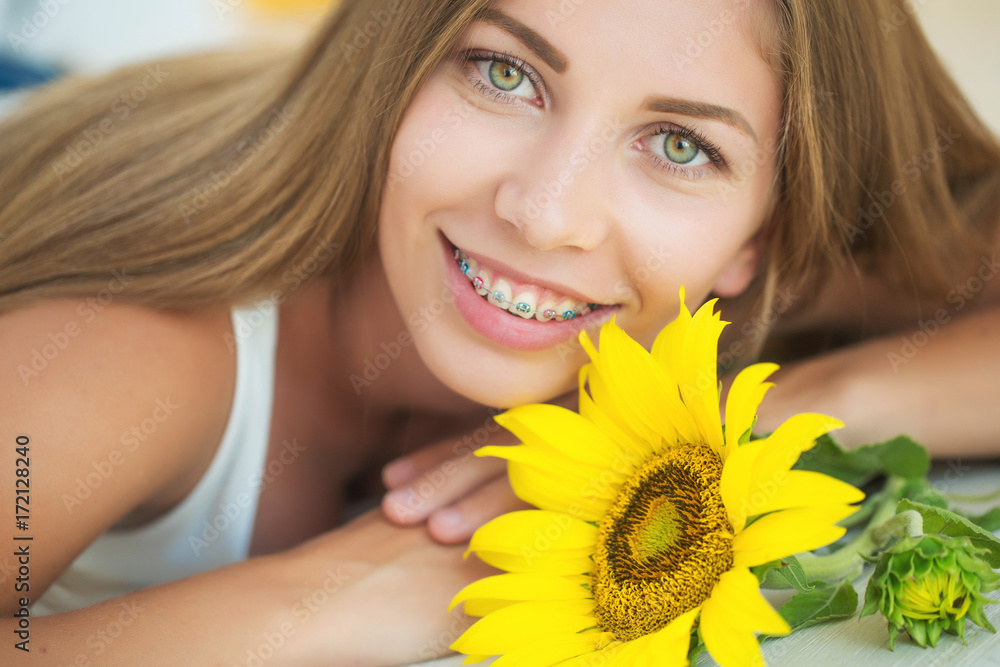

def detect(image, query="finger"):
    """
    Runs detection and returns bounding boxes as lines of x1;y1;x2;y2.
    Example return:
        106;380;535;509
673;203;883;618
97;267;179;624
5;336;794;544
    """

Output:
382;425;519;489
382;439;456;489
427;475;531;544
381;453;509;525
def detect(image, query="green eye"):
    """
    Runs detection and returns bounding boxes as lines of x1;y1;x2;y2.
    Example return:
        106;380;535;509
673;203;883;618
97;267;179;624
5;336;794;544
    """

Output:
488;61;524;92
663;133;700;164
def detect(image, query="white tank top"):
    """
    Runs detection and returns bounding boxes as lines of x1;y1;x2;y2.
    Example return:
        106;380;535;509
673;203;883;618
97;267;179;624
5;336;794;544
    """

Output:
32;302;280;616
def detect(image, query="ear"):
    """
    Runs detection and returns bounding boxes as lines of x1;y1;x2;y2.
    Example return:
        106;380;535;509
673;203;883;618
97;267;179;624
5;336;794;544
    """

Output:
711;230;764;298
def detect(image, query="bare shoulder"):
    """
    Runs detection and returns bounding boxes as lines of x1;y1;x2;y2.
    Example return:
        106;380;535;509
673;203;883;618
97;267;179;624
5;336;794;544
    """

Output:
0;299;236;612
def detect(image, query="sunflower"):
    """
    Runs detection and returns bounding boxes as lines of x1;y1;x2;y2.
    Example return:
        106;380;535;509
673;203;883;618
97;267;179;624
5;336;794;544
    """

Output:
450;290;865;666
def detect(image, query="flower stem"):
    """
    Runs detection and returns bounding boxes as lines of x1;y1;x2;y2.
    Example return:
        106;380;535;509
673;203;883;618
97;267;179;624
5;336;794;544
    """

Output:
793;478;914;585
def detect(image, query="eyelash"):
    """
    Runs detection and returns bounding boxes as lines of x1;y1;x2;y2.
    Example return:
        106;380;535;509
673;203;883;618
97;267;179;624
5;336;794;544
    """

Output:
461;49;543;105
458;48;728;178
647;123;728;177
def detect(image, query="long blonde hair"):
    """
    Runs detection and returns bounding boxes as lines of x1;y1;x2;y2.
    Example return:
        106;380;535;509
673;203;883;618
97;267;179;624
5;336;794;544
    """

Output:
1;0;998;334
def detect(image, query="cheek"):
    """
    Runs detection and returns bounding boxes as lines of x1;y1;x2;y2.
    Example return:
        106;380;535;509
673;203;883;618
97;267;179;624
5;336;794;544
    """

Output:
386;83;509;212
612;180;768;336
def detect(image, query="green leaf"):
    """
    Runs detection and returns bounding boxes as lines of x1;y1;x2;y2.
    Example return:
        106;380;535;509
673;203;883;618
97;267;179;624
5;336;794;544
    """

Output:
777;579;859;631
793;435;874;487
754;555;815;592
794;434;930;485
875;436;931;479
896;499;1000;568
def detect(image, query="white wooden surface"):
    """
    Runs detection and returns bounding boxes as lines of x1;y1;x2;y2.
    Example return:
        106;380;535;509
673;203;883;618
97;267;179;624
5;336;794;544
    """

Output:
409;462;1000;667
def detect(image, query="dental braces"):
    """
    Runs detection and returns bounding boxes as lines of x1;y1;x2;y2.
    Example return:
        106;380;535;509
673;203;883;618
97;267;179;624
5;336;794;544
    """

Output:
454;248;597;321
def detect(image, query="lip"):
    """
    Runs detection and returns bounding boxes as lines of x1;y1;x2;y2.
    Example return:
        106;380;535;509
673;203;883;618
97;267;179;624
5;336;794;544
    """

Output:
450;239;607;306
440;231;621;352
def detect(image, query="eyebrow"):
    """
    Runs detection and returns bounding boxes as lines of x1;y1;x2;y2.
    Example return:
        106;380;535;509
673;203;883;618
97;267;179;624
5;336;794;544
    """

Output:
643;96;759;144
475;7;569;74
474;8;758;145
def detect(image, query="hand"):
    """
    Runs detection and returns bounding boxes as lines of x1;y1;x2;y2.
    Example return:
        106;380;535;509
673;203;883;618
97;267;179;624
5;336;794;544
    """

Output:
380;416;529;544
380;391;579;544
284;509;499;665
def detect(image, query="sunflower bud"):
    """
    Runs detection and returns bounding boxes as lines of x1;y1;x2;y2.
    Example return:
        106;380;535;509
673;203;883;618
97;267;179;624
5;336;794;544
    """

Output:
862;534;1000;649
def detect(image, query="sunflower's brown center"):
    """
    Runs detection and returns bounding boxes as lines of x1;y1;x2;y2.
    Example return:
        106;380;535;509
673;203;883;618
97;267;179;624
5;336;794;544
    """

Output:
592;441;734;641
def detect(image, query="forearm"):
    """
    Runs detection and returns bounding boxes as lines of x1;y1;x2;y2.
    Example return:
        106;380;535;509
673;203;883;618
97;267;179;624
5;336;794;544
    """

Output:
751;305;1000;457
2;552;348;666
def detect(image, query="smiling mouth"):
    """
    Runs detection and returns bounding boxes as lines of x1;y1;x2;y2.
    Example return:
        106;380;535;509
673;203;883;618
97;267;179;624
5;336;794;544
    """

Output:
450;243;608;322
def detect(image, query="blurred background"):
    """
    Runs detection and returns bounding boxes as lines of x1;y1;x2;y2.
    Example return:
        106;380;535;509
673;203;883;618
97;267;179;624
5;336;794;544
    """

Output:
0;0;997;133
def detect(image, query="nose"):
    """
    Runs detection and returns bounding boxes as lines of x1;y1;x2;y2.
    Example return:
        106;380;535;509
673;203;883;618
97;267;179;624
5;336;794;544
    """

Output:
494;118;617;252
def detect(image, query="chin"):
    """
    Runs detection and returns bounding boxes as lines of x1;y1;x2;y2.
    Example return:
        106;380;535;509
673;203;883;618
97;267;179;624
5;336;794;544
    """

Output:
415;336;578;409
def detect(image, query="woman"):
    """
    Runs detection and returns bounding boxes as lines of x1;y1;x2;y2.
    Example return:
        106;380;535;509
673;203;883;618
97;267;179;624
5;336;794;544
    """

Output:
1;0;998;663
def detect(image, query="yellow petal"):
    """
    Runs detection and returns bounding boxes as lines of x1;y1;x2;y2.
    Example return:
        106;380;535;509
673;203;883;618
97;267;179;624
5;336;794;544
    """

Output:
676;299;728;455
583;318;698;446
721;412;843;532
579;329;659;449
700;568;788;667
491;633;615;667
468;511;599;556
650;286;691;372
732;505;858;567
704;567;790;636
508;462;612;521
720;438;766;533
741;470;865;518
552;636;648;667
494;404;630;470
579;365;654;464
462;655;491;666
643;607;700;666
723;362;779;456
463;598;518;617
450;573;591;612
451;599;596;655
604;634;656;667
749;413;844;488
473;550;594;576
477;445;623;500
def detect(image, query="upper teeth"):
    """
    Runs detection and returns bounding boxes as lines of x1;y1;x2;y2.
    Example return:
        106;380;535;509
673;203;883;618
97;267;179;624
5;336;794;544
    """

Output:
454;248;598;321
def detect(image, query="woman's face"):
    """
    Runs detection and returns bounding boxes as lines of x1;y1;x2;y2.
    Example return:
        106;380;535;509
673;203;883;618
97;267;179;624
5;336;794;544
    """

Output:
378;0;782;407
